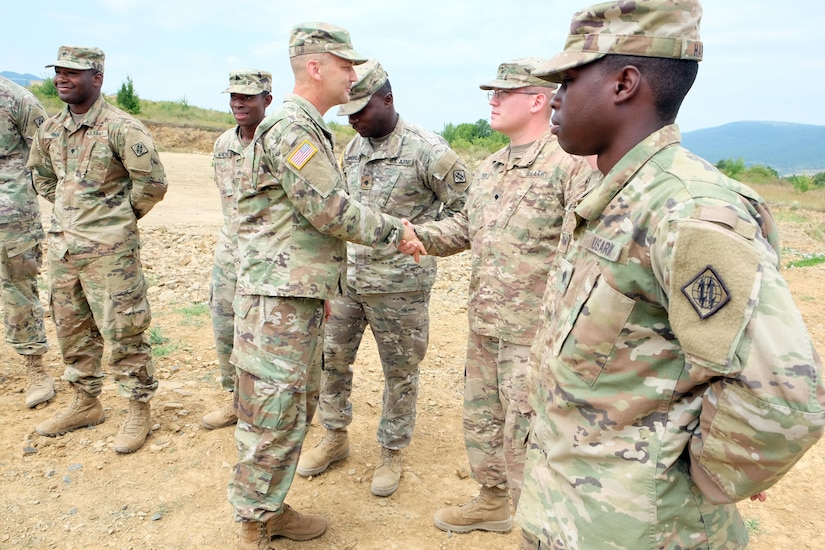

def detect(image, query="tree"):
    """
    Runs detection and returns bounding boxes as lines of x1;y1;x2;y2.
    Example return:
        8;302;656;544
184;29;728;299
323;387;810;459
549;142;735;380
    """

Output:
116;76;141;114
715;158;745;179
32;75;58;98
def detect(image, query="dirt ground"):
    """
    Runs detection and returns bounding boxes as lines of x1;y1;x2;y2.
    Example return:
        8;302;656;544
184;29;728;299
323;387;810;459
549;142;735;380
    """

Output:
2;147;825;549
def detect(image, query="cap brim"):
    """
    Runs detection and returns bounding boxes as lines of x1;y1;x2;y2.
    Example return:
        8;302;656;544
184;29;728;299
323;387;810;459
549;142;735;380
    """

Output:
337;95;371;116
330;49;368;65
478;78;532;91
224;85;267;95
45;61;95;71
532;51;606;83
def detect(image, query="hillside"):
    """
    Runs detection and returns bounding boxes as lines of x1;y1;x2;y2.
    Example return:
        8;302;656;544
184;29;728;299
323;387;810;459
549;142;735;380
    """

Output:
682;121;825;176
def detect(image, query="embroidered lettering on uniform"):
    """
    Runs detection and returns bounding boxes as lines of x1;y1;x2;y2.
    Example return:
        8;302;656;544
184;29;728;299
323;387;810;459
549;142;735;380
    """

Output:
131;142;148;157
394;158;414;166
584;232;621;262
344;155;359;162
288;140;317;169
453;170;466;184
87;130;106;137
680;265;730;320
525;170;547;178
214;152;232;159
47;131;61;138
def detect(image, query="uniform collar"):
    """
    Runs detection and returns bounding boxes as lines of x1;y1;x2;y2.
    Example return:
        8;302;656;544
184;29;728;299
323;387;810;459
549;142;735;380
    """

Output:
492;127;557;170
57;95;108;131
576;124;682;221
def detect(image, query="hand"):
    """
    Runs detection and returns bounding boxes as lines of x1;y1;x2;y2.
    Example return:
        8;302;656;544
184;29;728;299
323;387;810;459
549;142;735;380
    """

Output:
324;300;332;321
749;491;767;502
398;219;426;263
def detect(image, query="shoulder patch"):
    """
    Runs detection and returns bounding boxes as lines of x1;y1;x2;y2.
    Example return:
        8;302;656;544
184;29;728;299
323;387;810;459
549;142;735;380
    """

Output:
453;170;466;185
288;140;318;170
131;142;149;157
35;116;45;128
680;265;730;319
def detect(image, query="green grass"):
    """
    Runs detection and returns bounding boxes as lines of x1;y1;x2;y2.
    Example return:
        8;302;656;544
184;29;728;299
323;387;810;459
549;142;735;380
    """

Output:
787;253;825;269
148;326;179;357
175;303;210;327
744;517;765;536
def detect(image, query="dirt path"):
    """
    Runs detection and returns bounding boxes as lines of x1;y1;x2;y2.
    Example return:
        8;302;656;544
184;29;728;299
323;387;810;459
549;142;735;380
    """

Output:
1;152;824;549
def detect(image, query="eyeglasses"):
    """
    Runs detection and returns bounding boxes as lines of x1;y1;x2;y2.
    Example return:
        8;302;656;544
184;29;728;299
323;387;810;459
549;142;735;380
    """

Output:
487;90;539;101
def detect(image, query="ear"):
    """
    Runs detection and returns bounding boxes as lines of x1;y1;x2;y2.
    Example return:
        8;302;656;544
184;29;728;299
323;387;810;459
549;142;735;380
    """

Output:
614;65;641;104
92;71;104;88
383;92;393;108
306;58;323;82
529;90;548;114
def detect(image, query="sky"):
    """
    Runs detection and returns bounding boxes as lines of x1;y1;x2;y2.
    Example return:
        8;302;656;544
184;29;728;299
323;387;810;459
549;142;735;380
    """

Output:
4;1;824;134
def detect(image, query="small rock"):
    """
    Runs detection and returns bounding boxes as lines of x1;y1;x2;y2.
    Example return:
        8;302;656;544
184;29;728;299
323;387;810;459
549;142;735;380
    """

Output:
22;446;37;456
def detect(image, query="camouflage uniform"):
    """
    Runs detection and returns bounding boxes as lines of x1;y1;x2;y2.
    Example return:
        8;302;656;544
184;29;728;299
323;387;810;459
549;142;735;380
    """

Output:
415;128;590;505
0;76;48;358
516;2;825;548
28;91;167;400
227;90;408;522
319;109;470;449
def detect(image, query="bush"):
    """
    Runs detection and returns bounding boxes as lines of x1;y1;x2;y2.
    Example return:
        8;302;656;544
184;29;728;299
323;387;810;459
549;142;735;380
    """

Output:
116;76;141;115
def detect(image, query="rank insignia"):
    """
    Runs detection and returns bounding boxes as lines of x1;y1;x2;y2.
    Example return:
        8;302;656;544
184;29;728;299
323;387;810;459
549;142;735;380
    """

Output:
131;142;148;157
288;140;317;170
681;265;730;319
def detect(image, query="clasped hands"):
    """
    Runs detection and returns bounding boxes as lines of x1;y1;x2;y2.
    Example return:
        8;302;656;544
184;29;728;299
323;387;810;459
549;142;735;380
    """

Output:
398;219;426;263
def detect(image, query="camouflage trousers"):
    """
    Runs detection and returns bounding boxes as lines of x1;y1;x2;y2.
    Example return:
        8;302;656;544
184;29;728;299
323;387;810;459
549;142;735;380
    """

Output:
227;294;324;521
319;289;430;449
47;246;157;401
209;234;238;391
0;229;48;356
464;331;532;508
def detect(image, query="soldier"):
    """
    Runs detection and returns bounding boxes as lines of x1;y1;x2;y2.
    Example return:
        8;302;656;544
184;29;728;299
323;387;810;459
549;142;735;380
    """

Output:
28;46;168;454
516;1;825;548
296;59;471;497
400;58;591;533
201;70;273;431
227;23;423;549
0;75;53;409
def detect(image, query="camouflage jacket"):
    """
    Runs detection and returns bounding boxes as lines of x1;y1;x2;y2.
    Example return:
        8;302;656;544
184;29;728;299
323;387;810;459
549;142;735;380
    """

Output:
0;76;47;254
414;129;590;344
341;116;471;294
212;126;245;248
235;94;405;300
517;125;825;549
28;95;167;259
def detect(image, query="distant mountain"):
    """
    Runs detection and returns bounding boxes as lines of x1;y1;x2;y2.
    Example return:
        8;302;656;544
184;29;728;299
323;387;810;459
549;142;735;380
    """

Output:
1;71;43;87
682;121;825;176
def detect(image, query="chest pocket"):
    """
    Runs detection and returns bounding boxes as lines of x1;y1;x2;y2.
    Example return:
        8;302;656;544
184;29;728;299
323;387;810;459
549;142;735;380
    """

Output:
213;152;236;198
554;261;635;386
498;177;562;248
81;136;113;184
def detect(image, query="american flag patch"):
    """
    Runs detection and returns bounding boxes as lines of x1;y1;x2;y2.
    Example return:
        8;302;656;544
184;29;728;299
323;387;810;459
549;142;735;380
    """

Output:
288;140;318;169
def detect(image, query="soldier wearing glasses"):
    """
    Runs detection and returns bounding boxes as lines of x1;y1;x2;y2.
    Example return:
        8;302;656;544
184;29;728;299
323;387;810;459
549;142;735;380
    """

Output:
401;57;592;534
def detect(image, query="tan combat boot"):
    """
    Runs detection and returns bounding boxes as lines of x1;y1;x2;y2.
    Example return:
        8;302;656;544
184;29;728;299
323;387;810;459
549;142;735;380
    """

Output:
202;398;237;430
266;503;327;541
433;485;513;533
371;447;402;497
24;354;55;408
237;504;327;549
36;384;104;436
114;400;151;454
238;521;273;550
296;429;349;476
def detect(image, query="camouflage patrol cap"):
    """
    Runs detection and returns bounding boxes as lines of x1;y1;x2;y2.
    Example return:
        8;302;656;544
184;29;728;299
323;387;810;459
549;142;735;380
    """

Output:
479;57;558;90
533;0;704;83
337;60;389;116
288;22;367;64
224;69;272;94
46;45;105;73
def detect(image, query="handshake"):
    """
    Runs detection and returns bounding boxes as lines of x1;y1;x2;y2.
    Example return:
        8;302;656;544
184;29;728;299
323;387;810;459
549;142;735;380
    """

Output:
397;219;426;263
